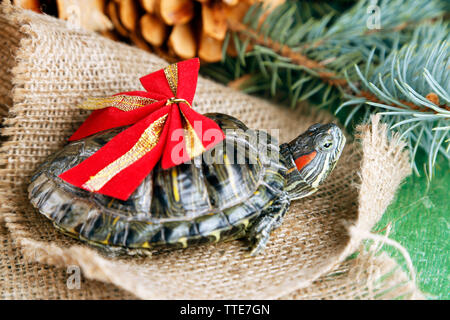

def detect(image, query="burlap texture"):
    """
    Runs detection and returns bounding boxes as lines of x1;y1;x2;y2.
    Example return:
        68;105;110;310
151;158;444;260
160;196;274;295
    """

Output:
0;223;137;299
0;3;421;299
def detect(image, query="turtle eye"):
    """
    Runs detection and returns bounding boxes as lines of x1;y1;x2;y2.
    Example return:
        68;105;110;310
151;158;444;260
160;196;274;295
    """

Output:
318;138;333;151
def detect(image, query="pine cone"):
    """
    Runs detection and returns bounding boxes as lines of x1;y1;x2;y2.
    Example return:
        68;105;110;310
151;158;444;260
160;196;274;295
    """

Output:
13;0;284;63
105;0;256;63
13;0;41;13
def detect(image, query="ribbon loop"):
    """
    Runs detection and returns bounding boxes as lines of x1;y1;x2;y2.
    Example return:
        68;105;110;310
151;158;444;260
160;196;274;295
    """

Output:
59;58;225;201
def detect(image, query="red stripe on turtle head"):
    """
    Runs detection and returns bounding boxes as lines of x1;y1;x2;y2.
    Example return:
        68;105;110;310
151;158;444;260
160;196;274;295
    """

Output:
294;151;317;171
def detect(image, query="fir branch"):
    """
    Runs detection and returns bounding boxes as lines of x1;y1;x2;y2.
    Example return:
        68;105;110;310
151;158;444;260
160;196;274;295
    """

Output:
226;19;347;86
211;0;446;97
338;22;449;178
200;0;449;176
228;0;445;74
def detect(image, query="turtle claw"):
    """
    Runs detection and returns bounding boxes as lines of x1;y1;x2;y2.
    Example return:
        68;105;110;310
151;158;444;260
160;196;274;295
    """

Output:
248;235;269;256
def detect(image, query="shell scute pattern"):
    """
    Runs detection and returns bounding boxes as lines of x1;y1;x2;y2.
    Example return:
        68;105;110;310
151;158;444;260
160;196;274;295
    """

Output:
151;162;211;218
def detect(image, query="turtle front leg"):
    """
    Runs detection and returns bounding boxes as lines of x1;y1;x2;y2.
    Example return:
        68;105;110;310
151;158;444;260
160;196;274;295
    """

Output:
247;193;290;256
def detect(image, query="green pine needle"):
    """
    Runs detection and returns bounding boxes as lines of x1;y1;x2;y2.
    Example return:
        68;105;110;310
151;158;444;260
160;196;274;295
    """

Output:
200;0;449;178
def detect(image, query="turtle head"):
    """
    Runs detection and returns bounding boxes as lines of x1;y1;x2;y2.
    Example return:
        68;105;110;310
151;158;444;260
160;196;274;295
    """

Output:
282;123;345;200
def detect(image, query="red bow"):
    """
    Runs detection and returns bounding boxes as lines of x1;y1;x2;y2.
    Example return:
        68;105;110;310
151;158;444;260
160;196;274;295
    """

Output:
59;58;225;201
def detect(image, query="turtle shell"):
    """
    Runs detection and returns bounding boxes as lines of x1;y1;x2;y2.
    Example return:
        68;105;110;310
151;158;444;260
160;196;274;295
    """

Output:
28;113;286;251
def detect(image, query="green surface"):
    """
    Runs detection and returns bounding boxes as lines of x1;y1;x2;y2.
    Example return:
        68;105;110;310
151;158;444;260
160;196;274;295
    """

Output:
374;155;449;300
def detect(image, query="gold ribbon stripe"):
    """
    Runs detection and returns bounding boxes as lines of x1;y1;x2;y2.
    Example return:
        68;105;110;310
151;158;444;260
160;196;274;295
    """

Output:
78;95;158;112
164;63;204;158
83;114;168;192
181;110;205;159
163;63;178;96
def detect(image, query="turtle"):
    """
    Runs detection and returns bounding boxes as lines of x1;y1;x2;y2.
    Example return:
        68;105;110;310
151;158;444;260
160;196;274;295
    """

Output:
28;113;345;256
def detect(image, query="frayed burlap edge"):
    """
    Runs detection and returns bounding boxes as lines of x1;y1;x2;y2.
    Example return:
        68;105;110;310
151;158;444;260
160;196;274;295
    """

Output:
286;243;424;300
0;2;422;299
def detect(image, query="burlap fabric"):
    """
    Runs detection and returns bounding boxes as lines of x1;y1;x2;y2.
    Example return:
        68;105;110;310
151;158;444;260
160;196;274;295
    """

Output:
0;3;422;299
